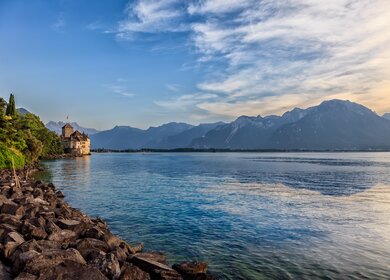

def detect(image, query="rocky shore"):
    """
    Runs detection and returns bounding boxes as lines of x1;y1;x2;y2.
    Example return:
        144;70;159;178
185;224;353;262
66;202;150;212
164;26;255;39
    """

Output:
0;168;215;280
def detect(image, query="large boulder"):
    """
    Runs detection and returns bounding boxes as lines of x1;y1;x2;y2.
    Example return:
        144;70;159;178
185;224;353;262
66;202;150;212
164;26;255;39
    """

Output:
89;252;121;279
120;263;150;280
47;229;77;243
130;256;183;280
172;262;214;280
1;202;25;217
37;260;108;280
75;238;110;260
56;219;81;230
23;248;86;275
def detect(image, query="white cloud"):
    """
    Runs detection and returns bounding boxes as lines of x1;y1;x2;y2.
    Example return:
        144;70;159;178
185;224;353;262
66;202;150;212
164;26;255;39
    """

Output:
117;0;187;37
154;93;218;110
106;81;135;98
121;0;390;117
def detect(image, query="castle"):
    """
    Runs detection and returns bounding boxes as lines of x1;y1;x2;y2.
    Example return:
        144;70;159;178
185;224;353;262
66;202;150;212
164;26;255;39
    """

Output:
61;123;91;156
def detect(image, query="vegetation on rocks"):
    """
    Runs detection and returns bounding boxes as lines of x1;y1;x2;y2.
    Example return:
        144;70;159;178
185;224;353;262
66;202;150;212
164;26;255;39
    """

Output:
0;94;63;169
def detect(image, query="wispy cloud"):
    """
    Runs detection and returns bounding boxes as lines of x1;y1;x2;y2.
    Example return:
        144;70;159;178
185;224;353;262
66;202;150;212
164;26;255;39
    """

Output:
117;0;188;39
120;0;390;117
106;79;135;97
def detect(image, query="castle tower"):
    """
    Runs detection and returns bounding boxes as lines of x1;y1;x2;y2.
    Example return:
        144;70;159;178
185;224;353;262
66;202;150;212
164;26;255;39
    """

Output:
62;123;74;138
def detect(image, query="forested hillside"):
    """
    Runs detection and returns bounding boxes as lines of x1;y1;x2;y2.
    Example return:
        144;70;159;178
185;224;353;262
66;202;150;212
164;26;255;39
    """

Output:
0;94;63;168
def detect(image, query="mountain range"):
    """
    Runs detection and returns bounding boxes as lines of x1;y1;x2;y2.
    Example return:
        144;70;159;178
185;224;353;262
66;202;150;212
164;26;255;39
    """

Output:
46;121;99;136
46;100;390;150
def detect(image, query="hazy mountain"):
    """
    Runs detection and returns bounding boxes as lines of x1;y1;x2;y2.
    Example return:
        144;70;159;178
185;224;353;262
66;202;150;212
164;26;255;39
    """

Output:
46;121;99;135
90;122;193;150
269;100;390;150
17;107;30;115
193;100;390;150
88;99;390;151
146;122;225;149
383;113;390;120
191;111;308;149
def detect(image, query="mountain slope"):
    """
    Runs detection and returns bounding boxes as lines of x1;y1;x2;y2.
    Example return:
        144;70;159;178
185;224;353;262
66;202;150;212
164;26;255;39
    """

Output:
191;100;390;150
383;113;390;120
191;110;309;149
46;121;99;135
269;100;390;150
147;122;224;149
90;122;193;150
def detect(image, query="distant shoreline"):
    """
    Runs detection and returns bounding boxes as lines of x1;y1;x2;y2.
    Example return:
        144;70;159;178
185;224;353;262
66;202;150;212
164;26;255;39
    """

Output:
91;148;390;153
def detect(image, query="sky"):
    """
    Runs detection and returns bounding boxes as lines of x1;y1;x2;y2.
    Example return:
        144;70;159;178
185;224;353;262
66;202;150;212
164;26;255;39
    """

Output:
0;0;389;130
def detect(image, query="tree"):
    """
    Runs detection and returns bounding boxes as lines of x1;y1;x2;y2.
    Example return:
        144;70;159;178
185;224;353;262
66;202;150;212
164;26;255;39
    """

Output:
5;93;17;117
0;97;6;116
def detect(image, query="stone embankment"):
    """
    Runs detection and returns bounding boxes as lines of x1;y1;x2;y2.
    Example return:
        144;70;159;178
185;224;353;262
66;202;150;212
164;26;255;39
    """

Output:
0;168;214;280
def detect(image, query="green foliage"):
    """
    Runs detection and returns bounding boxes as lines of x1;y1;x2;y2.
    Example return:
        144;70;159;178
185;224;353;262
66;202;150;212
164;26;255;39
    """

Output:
0;143;25;169
0;98;6;116
5;93;16;117
0;93;63;168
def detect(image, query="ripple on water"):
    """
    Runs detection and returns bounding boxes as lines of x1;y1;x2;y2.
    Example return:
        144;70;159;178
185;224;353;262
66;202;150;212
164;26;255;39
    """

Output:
40;153;390;279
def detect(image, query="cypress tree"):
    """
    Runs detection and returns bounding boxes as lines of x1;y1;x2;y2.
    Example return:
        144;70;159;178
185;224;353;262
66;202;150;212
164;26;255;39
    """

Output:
5;93;16;117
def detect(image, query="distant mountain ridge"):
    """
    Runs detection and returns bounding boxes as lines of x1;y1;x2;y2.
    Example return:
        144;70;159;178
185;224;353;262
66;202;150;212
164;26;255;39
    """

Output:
383;113;390;120
46;121;100;135
84;100;390;150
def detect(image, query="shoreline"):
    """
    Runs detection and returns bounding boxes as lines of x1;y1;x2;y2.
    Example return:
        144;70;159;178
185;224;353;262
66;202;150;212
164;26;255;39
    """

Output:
91;148;390;153
0;166;214;280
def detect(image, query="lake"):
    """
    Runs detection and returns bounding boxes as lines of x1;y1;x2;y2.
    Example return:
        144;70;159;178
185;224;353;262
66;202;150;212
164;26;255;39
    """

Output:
40;152;390;279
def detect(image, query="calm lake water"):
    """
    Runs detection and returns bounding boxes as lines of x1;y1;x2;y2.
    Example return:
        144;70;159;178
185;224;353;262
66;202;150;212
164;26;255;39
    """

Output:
40;152;390;279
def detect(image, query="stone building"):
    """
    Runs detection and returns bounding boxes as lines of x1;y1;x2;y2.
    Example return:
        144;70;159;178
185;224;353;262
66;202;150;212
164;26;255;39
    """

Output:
61;123;90;156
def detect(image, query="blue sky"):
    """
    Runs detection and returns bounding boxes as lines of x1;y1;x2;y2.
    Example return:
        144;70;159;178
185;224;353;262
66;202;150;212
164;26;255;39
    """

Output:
0;0;389;129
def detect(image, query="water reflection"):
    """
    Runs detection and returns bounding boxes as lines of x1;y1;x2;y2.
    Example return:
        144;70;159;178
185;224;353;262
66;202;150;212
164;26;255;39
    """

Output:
41;153;390;279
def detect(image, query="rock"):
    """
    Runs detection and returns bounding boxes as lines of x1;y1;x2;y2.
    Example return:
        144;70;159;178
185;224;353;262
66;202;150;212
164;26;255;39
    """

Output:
89;252;121;279
22;222;47;240
56;219;81;230
36;240;62;250
13;250;40;273
2;202;25;217
112;247;128;263
6;231;25;244
134;252;167;265
14;272;38;280
31;197;49;206
172;262;213;280
37;260;108;280
45;220;61;234
0;223;17;239
0;194;11;205
29;217;46;228
3;241;19;260
128;243;144;254
76;238;110;260
23;248;86;275
0;261;12;280
32;188;43;198
130;256;183;280
120;263;150;280
23;206;40;220
0;214;23;229
83;226;105;240
55;190;65;198
47;229;77;243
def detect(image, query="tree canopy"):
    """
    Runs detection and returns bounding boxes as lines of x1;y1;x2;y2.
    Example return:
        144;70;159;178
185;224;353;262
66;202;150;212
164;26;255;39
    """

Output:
0;94;63;168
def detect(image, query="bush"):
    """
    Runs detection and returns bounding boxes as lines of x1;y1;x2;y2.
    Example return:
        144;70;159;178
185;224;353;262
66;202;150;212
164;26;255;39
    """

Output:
0;143;25;169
